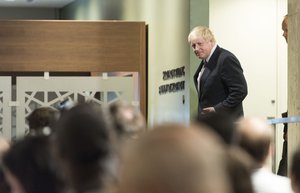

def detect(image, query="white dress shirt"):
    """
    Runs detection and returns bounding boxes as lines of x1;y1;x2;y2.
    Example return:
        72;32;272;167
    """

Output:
251;167;294;193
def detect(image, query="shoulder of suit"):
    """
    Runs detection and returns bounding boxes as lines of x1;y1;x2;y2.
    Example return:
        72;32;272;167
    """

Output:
218;47;237;59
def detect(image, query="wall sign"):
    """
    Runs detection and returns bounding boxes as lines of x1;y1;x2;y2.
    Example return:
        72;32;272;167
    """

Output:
159;66;185;95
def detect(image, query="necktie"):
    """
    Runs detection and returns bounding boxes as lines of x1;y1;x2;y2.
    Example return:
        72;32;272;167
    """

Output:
197;60;206;92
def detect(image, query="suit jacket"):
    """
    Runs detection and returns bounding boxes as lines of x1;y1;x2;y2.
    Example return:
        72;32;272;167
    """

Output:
193;45;247;120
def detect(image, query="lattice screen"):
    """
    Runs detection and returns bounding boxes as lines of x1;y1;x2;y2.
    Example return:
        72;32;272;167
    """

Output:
15;76;134;139
0;77;11;140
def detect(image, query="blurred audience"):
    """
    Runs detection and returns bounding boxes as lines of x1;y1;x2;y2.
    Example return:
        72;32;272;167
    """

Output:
51;102;118;193
2;136;63;193
236;116;293;193
195;112;255;193
0;136;9;154
108;100;146;141
27;107;59;136
0;136;10;193
114;123;233;193
226;146;256;193
7;100;295;193
291;147;300;193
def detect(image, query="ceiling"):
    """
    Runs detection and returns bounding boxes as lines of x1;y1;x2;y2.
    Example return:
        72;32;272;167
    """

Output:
0;0;75;8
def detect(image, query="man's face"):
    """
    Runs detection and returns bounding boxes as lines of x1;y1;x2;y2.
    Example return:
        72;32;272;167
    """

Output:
282;18;288;43
190;36;214;60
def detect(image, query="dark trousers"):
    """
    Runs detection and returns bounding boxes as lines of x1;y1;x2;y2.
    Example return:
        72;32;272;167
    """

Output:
277;111;288;176
277;140;287;176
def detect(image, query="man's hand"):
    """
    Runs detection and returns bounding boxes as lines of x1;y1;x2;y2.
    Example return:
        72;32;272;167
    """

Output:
202;107;216;114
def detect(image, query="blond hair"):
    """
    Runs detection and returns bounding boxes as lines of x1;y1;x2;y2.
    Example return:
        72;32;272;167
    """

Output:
188;26;216;44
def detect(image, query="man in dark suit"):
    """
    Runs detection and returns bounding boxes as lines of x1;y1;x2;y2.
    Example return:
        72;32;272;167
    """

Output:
188;26;247;120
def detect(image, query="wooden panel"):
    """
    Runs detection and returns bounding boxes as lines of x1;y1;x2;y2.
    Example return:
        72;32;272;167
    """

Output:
139;23;147;118
0;20;144;72
0;20;147;116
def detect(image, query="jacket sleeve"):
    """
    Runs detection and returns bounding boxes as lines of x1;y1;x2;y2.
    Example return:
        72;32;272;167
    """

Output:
214;55;248;110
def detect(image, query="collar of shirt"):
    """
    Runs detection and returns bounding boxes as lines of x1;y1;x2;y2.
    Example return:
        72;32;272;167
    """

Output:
206;43;217;63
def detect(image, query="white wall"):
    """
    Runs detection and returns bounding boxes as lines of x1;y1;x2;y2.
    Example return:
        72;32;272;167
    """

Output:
189;0;209;120
61;0;191;126
127;0;190;126
209;0;287;171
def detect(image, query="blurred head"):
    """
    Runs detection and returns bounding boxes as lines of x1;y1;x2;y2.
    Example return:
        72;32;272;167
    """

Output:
0;137;10;193
226;147;255;193
2;136;62;193
108;100;146;139
291;147;300;193
52;102;117;193
282;15;288;43
116;123;233;193
188;26;216;60
27;107;59;136
235;117;273;166
0;137;9;157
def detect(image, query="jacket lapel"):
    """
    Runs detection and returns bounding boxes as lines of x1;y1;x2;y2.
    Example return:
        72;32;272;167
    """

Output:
200;46;221;93
194;60;205;90
200;66;210;92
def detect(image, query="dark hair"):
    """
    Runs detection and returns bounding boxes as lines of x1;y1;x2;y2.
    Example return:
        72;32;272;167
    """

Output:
238;133;270;164
54;103;112;164
2;136;62;193
0;167;10;193
27;107;59;136
226;147;255;193
52;102;116;193
291;147;300;186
